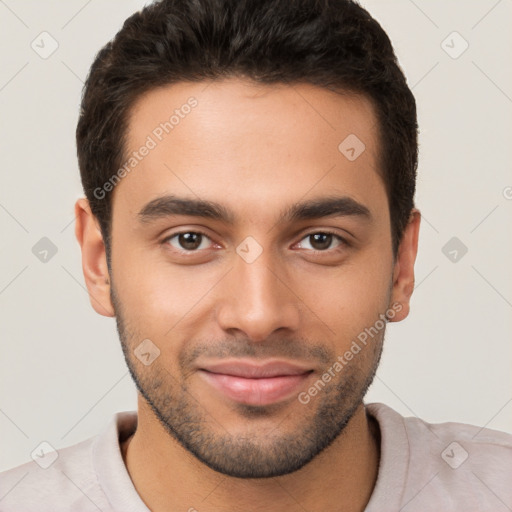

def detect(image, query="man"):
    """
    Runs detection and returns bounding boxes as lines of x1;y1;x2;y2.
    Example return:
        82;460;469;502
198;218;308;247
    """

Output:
1;0;510;510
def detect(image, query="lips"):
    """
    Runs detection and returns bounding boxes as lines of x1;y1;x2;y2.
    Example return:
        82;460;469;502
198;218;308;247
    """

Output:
197;360;313;406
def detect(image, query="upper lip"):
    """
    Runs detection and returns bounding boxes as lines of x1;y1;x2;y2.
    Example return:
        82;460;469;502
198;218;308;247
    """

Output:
199;360;313;378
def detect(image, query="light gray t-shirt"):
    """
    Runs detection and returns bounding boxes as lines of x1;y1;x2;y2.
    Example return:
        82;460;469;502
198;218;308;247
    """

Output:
1;403;511;511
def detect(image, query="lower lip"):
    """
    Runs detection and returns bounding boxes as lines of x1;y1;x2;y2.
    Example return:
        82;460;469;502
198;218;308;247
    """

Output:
199;370;312;406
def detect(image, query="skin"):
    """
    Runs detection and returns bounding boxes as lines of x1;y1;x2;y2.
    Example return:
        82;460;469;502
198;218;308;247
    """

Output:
75;78;420;511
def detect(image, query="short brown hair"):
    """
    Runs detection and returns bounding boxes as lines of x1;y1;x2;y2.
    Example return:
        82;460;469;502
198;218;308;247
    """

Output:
76;0;418;260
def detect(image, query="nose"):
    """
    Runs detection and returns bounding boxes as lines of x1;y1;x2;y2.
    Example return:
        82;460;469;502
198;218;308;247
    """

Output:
215;247;301;342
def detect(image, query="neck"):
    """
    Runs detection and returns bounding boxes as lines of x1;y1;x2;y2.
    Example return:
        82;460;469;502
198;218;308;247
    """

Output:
122;398;380;512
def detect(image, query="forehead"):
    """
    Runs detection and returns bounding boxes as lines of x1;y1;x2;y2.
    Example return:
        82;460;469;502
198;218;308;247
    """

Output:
113;78;386;225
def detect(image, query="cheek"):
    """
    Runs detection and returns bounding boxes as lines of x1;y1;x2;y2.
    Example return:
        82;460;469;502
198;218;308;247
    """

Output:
110;240;221;335
307;250;392;336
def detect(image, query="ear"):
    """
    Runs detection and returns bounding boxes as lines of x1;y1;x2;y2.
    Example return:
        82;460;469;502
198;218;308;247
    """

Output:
74;197;115;317
388;208;421;322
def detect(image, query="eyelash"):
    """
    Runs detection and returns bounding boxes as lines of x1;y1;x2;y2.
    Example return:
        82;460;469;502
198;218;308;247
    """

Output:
162;230;349;254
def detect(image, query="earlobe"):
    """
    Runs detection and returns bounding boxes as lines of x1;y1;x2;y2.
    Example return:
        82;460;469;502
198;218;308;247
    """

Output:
74;198;115;317
388;208;421;323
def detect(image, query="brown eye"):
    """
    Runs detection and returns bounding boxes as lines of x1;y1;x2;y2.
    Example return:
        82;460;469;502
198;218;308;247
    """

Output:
166;232;212;251
297;232;345;252
309;233;333;250
179;233;202;250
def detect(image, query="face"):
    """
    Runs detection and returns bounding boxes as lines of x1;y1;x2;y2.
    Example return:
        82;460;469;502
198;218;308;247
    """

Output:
78;78;419;478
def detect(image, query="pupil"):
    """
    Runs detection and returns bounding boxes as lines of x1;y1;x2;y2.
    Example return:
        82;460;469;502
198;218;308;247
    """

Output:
311;233;332;250
179;232;201;250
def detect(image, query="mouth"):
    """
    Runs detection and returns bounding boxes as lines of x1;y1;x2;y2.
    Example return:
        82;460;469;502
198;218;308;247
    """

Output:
197;360;314;406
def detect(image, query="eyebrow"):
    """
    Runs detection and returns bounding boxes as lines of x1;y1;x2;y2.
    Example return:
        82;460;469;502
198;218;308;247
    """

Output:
137;194;372;224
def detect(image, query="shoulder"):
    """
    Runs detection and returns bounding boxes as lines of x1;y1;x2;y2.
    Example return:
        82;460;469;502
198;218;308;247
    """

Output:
0;411;138;512
367;401;512;456
366;402;512;512
0;436;108;512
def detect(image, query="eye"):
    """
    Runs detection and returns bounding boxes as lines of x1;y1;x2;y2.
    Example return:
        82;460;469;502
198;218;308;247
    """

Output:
296;232;346;252
164;231;214;252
